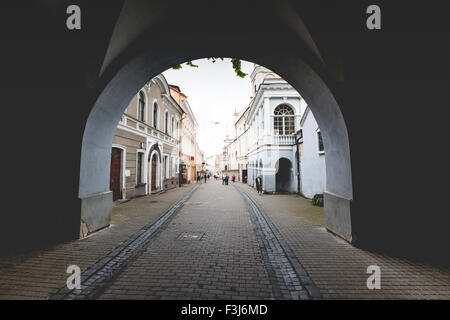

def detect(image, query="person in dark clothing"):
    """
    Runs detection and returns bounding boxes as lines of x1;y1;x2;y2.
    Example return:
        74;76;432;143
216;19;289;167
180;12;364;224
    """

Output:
255;175;263;195
204;174;207;183
232;175;235;183
196;173;201;184
225;174;229;185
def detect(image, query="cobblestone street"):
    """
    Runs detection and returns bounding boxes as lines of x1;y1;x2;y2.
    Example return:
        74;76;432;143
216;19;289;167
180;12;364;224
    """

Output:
0;185;196;299
0;181;448;300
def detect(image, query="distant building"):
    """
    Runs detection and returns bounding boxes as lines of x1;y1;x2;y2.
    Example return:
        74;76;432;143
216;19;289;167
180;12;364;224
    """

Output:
169;85;199;184
205;155;216;173
221;107;249;182
214;154;221;173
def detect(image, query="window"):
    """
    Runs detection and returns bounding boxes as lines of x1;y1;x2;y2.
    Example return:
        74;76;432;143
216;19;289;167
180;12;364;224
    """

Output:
171;117;174;137
172;157;176;177
137;152;144;184
138;91;146;122
164;155;169;179
317;130;325;154
273;104;295;135
153;102;158;128
165;112;169;134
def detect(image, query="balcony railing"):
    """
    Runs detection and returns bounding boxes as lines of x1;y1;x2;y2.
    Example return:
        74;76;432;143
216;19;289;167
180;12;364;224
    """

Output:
119;114;179;145
273;135;295;145
249;134;296;150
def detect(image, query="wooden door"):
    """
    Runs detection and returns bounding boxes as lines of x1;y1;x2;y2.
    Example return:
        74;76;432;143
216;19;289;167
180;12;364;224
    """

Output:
151;154;157;190
110;148;122;201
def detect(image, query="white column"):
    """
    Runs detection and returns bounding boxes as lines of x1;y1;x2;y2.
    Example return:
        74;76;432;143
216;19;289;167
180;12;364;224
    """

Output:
263;98;271;135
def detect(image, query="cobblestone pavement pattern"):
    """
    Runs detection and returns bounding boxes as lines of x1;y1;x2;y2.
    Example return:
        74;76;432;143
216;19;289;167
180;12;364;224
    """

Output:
0;180;449;299
99;180;274;300
0;185;195;299
234;183;449;299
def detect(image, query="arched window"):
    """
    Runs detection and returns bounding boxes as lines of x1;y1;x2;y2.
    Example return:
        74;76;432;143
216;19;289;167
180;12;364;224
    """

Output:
153;102;158;128
273;104;295;135
164;111;169;134
138;91;146;122
171;116;174;137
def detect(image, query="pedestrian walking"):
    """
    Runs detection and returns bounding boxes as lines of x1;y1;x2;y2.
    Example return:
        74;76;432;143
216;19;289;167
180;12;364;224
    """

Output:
222;174;225;185
255;175;263;195
232;175;235;183
196;173;201;184
204;174;207;183
225;174;229;185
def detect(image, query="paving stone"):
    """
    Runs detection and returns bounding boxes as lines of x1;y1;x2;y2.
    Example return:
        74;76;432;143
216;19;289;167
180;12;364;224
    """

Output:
1;181;448;300
236;183;450;300
97;180;274;300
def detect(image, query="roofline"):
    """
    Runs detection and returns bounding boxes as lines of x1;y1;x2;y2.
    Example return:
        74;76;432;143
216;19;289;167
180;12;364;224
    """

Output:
300;105;310;126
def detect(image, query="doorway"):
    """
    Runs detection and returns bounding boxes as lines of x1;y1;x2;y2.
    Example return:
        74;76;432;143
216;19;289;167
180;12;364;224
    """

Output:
150;153;158;191
110;148;122;201
276;158;292;193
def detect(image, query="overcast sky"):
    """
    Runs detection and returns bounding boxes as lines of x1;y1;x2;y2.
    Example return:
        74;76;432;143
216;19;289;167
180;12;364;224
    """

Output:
163;58;254;159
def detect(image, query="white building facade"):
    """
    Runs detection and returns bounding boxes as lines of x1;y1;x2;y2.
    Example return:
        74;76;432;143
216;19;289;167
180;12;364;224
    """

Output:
298;106;326;198
245;65;326;196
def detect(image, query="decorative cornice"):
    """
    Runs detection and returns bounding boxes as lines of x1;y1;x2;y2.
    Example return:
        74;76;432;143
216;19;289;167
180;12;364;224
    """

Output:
247;82;300;123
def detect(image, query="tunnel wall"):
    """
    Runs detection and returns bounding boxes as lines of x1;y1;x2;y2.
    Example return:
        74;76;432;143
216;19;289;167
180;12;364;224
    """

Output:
1;1;449;266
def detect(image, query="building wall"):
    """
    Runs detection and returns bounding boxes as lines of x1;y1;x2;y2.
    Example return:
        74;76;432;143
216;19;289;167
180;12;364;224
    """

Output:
245;77;302;193
112;75;183;199
170;85;200;184
248;147;298;193
112;128;146;199
180;121;197;183
300;110;326;198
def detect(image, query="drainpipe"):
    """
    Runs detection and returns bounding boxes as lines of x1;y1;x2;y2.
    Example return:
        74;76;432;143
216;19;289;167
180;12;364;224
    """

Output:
295;132;302;195
178;162;182;187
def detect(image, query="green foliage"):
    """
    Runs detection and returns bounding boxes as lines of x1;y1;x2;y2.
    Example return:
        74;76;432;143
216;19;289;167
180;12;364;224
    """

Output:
312;194;324;207
172;58;247;78
186;61;199;68
230;58;248;78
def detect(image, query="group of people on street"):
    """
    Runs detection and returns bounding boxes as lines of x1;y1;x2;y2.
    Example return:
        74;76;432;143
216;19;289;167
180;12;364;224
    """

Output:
196;172;210;184
222;174;229;185
214;171;263;195
220;173;237;185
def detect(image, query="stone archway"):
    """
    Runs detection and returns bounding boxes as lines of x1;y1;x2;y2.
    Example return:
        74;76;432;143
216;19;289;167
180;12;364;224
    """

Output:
78;3;353;241
79;55;353;241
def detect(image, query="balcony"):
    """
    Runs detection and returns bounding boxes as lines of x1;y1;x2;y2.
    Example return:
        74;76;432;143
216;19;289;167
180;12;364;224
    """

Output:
272;134;296;145
119;114;179;145
248;134;296;151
